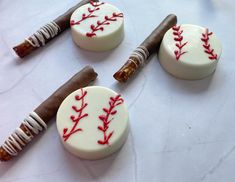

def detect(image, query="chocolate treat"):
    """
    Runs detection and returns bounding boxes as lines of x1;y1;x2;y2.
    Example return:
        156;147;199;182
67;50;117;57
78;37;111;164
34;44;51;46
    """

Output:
70;1;124;51
56;86;129;160
113;14;177;82
13;0;98;58
0;66;98;162
159;24;222;80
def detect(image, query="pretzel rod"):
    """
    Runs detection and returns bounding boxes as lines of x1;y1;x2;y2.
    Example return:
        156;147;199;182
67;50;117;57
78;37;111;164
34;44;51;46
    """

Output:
13;0;98;58
113;14;177;82
0;66;98;162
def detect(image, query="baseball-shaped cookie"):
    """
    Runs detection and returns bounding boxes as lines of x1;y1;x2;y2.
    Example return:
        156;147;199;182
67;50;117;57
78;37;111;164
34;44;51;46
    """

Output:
159;24;222;80
56;86;129;160
70;1;124;51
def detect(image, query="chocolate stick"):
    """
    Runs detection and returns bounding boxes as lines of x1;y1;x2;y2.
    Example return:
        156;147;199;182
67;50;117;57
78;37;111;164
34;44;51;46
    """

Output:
113;14;177;82
0;66;98;162
13;0;98;58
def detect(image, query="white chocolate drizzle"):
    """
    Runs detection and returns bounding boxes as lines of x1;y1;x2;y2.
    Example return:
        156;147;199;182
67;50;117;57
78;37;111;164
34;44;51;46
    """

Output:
25;22;61;47
2;112;47;156
129;46;150;66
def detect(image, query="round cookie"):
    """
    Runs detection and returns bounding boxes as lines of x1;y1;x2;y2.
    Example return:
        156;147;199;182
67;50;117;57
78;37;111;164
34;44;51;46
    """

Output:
70;1;124;51
159;24;222;80
56;86;129;160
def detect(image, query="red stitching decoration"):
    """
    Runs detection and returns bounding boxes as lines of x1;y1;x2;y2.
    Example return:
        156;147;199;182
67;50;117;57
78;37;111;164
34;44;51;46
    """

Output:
201;28;218;60
86;13;124;37
90;1;104;7
172;25;188;61
97;95;124;145
63;88;88;142
70;1;104;26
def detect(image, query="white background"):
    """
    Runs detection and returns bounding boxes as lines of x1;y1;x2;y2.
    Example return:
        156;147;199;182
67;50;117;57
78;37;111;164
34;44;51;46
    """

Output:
0;0;235;181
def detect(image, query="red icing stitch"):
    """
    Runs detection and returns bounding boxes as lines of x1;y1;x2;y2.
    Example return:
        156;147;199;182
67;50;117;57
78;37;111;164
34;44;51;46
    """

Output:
63;88;88;142
97;95;124;145
90;1;104;7
201;28;218;60
70;1;104;26
86;12;123;37
172;25;188;61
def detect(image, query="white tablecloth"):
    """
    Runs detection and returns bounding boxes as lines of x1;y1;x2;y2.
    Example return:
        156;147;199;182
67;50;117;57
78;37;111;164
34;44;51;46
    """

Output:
1;0;235;181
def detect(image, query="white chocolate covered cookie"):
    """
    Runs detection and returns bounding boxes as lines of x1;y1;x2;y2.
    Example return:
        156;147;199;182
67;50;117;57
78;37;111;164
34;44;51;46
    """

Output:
56;86;129;160
159;24;222;80
70;1;124;51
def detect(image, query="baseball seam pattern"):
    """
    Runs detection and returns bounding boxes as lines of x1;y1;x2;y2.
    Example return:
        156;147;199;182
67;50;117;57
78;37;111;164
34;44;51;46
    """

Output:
201;28;218;60
172;25;188;61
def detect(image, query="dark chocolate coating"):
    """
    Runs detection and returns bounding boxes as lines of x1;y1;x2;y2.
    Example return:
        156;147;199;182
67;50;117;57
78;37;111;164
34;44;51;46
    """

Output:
0;66;98;162
13;0;98;58
113;14;177;82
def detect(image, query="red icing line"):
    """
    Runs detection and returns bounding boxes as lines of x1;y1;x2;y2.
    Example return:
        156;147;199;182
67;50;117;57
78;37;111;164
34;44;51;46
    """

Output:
62;88;88;142
172;25;188;61
201;28;218;60
86;12;123;37
70;1;104;26
90;1;104;7
97;95;124;145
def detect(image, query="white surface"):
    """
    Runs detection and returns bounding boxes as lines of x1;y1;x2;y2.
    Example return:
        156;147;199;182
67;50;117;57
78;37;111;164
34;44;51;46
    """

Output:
159;24;222;80
0;0;235;182
57;86;129;160
71;2;124;51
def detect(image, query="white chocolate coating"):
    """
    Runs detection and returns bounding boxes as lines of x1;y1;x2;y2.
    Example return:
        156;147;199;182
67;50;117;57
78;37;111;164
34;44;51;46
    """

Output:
26;22;60;47
2;112;47;156
70;2;124;51
56;86;129;160
159;24;222;80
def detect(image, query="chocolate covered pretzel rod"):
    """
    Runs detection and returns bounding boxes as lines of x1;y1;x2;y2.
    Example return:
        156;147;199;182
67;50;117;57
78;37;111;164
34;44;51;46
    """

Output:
113;14;177;82
0;66;98;162
13;0;98;58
